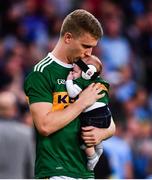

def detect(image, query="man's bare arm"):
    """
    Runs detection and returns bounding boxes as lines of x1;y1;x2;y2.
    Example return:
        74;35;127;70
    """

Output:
30;83;104;136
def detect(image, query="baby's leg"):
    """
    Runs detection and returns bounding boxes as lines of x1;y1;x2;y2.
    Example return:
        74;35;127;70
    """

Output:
95;142;103;156
85;146;100;171
85;146;95;157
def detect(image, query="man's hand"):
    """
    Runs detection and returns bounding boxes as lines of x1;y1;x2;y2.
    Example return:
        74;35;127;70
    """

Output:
81;126;104;147
81;118;116;146
78;83;105;109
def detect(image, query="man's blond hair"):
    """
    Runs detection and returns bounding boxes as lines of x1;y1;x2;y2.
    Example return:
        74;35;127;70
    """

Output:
60;9;103;39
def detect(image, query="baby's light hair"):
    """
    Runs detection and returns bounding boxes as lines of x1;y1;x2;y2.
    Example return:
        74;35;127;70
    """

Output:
84;55;103;73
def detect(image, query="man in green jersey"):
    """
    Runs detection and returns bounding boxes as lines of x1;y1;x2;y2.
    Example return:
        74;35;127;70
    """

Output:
24;9;115;179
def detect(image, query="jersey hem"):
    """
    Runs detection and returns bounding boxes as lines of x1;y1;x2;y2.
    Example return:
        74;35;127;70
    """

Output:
35;171;94;179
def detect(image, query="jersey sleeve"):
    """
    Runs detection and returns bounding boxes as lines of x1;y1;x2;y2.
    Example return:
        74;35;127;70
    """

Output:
24;71;53;104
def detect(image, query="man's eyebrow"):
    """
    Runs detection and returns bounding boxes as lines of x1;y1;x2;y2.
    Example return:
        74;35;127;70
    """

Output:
82;44;93;48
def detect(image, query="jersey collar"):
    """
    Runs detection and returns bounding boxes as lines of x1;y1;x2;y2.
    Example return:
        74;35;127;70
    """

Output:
48;53;73;68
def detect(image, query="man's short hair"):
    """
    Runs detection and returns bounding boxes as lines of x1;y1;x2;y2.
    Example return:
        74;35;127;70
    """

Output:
60;9;103;39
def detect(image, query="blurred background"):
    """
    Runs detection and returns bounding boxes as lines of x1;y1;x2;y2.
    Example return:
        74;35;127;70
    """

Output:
0;0;152;179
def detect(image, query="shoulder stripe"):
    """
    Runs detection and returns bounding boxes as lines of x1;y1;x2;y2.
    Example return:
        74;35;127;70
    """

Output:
37;58;52;72
40;59;53;72
34;56;51;72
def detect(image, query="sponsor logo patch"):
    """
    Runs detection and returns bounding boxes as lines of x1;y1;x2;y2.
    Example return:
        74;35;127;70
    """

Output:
52;92;78;111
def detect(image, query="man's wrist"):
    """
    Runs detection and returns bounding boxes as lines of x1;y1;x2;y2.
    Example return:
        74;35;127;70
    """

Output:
75;98;87;111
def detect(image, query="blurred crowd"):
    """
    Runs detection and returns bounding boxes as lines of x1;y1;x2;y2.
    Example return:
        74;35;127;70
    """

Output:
0;0;152;179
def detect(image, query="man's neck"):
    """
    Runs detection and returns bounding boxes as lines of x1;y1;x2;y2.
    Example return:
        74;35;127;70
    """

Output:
51;41;69;64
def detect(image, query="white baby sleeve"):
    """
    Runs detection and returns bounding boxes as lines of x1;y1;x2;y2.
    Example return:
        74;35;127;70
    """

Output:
66;80;82;98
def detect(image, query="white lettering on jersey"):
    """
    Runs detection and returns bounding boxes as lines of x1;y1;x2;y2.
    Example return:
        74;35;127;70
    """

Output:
57;79;66;85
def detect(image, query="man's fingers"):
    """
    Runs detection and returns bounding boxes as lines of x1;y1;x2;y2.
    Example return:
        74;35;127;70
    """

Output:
83;139;96;147
94;83;101;89
81;132;93;137
85;143;94;147
81;126;94;131
81;126;95;137
89;83;106;97
97;92;105;98
81;134;94;139
82;137;96;144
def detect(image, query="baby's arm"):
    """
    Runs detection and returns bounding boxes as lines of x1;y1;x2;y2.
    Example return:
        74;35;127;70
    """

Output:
66;72;82;98
67;71;74;80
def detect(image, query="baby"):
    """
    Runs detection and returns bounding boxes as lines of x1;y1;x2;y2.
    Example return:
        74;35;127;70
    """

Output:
66;55;112;171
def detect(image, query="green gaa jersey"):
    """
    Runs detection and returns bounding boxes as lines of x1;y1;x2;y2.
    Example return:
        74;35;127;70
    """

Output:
24;53;94;179
74;76;110;104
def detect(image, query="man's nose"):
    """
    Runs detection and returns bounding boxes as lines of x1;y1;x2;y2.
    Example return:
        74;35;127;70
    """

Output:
84;48;92;57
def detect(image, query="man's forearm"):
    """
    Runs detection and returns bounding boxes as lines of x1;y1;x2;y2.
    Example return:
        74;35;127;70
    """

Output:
43;99;86;135
31;98;86;136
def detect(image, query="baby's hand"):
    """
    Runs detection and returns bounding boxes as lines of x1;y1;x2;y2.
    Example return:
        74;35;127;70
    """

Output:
67;71;74;80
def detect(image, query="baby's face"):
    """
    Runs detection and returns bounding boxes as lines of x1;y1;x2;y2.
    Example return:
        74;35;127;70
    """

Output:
73;64;82;79
73;64;81;72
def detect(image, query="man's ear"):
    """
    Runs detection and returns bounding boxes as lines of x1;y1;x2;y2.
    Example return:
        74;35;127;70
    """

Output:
64;32;73;44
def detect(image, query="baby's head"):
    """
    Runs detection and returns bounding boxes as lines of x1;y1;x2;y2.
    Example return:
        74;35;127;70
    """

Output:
71;55;102;80
83;55;102;73
80;55;102;80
